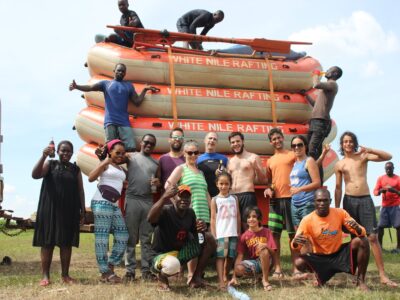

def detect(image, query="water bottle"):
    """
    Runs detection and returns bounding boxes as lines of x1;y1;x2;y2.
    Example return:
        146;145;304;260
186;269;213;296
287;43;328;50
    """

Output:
150;174;157;194
227;285;251;300
215;159;224;175
49;138;55;158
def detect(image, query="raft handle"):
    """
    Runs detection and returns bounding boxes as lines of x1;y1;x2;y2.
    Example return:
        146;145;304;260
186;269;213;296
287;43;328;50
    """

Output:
152;122;163;128
151;55;161;59
282;64;290;69
289;128;297;133
283;95;291;100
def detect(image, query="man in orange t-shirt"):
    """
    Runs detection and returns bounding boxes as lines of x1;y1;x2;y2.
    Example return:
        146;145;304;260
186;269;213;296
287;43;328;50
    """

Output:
291;189;370;291
264;128;297;277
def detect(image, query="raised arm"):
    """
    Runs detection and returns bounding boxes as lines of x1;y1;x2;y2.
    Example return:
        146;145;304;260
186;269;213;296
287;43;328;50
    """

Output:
334;162;343;208
130;85;159;107
69;80;102;92
32;146;52;179
360;146;392;162
88;157;112;182
147;185;178;224
316;144;330;167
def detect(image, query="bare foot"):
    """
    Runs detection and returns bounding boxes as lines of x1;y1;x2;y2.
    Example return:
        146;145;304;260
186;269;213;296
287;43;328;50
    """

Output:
357;282;370;292
381;277;398;288
157;273;170;291
189;277;206;289
62;276;77;284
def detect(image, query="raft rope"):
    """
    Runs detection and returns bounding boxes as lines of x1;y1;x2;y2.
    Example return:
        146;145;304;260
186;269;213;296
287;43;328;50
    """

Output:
167;47;178;127
265;56;278;125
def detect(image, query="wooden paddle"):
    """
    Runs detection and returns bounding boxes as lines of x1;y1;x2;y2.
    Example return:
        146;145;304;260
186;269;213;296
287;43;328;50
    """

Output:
106;25;311;53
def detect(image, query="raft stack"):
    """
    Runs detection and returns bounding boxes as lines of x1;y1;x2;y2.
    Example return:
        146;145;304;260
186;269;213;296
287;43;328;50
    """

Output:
74;37;339;182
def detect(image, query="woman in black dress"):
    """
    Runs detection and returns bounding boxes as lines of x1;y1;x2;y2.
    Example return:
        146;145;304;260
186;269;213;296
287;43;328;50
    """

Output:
32;140;85;286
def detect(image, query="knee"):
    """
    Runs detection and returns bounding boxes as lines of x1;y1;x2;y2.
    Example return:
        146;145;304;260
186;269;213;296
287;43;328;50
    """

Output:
204;232;217;250
259;248;271;261
233;264;245;277
161;256;181;276
294;257;306;270
367;233;378;244
352;237;370;249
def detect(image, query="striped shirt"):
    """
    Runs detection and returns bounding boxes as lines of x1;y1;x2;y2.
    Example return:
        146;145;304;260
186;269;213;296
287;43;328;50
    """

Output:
179;165;210;223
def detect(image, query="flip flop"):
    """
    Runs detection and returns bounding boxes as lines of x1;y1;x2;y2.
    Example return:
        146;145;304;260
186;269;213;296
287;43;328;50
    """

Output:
157;285;171;292
263;283;273;291
381;279;398;288
39;279;51;287
272;271;284;279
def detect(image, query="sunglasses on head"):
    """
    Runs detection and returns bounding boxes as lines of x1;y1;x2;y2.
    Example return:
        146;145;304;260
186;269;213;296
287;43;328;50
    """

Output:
171;135;184;140
143;140;156;147
291;143;304;149
186;150;199;156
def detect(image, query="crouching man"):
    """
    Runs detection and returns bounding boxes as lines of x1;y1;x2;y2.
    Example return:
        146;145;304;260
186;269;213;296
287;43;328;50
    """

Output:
147;184;216;291
291;189;370;291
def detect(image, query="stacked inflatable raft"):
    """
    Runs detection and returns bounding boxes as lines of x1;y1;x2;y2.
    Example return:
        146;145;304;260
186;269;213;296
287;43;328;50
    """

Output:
75;41;338;181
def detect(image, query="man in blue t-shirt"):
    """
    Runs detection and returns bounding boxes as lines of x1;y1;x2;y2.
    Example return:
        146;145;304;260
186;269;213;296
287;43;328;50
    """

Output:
69;63;158;151
197;132;228;197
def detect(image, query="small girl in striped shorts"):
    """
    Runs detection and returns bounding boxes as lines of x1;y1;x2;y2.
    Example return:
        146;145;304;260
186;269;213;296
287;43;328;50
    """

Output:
210;172;241;290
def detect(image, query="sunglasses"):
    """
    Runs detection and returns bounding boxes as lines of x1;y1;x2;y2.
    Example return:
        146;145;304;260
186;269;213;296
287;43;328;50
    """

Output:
143;140;156;147
186;150;199;156
171;135;184;140
291;143;304;149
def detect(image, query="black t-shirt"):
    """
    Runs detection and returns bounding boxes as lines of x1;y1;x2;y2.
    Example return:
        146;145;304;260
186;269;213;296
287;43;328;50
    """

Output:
177;9;214;34
120;10;144;28
151;205;197;254
197;153;228;197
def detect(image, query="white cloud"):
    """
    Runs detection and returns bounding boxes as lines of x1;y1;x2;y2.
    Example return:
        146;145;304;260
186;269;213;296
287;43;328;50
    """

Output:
362;61;384;78
289;11;400;57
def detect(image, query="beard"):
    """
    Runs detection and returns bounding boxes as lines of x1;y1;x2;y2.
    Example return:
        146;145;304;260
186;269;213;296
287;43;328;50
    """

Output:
233;145;244;155
171;143;182;152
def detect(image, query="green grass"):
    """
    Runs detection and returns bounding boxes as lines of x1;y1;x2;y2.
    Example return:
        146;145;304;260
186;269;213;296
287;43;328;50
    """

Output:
0;229;399;299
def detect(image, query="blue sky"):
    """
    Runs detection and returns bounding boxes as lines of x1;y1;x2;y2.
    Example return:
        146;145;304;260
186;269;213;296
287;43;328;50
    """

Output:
0;0;399;217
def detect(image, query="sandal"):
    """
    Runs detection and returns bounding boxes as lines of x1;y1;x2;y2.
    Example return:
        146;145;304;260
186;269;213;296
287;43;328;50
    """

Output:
272;271;284;279
381;279;398;288
62;276;77;284
263;283;273;291
39;279;51;287
100;273;122;284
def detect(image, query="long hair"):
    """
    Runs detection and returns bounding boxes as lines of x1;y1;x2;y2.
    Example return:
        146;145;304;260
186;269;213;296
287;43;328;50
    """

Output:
339;131;358;156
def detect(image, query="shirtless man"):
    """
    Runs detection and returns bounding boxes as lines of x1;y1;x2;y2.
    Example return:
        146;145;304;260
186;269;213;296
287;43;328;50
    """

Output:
335;131;397;287
227;132;265;230
263;127;299;278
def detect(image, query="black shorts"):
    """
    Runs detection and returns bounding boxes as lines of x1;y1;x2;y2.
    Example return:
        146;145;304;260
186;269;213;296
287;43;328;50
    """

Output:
343;194;377;235
235;192;257;221
302;242;357;285
268;198;295;235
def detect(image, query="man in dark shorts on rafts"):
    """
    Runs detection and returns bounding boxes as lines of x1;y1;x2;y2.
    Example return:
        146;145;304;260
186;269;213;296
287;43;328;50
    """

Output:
335;131;397;287
292;189;370;291
373;161;400;253
176;9;224;50
69;63;158;152
147;184;216;291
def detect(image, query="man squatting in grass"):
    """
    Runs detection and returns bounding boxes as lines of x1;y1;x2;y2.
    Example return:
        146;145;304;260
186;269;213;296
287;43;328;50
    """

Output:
292;189;370;291
335;131;398;287
147;184;216;291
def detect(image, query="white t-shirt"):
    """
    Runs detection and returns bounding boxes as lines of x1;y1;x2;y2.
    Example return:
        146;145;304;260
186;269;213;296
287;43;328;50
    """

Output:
92;164;126;205
215;194;239;238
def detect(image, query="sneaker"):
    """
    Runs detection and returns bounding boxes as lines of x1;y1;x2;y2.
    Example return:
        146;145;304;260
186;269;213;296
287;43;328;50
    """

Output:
141;272;157;282
123;272;135;283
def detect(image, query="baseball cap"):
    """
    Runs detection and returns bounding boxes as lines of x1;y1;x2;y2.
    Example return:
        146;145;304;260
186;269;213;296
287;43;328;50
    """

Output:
178;185;191;195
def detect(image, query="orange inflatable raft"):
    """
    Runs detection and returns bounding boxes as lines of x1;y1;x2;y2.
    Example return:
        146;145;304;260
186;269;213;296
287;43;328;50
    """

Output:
74;106;337;155
87;43;321;91
84;75;317;123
